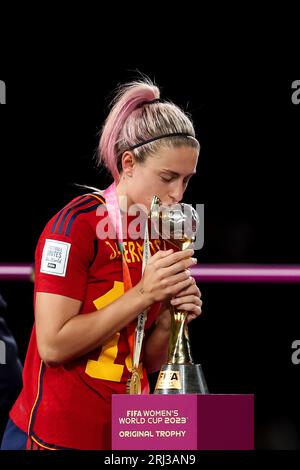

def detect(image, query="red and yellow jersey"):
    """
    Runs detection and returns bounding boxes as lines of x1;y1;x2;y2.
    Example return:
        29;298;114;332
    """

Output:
10;194;164;450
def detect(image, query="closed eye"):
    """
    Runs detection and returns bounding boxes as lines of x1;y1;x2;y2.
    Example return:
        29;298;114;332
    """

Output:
160;176;175;183
160;172;195;184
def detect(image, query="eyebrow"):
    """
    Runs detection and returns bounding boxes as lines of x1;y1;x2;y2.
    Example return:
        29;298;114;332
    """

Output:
161;169;196;177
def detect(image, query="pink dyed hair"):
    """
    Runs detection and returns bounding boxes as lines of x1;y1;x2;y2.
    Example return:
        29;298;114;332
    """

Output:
98;78;199;182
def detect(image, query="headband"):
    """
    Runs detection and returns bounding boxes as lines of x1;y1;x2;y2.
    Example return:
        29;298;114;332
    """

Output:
127;132;195;151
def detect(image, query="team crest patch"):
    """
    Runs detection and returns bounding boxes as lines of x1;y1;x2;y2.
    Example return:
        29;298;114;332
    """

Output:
40;239;71;277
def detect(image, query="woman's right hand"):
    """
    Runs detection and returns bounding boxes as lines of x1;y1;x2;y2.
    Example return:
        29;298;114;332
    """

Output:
137;248;197;304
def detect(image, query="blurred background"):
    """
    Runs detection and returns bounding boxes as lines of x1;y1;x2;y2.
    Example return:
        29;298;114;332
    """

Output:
0;66;299;449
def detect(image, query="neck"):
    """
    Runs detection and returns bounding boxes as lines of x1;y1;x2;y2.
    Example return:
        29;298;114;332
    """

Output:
115;179;133;213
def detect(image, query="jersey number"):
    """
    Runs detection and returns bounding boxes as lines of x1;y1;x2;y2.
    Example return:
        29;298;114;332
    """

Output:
85;281;142;382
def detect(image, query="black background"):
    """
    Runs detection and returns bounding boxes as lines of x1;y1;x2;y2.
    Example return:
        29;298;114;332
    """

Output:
0;63;299;451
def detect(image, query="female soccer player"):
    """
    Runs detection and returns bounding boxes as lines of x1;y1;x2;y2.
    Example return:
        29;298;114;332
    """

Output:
1;78;203;450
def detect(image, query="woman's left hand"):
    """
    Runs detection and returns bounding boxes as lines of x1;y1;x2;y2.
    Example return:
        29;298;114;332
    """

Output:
170;278;202;324
155;279;202;331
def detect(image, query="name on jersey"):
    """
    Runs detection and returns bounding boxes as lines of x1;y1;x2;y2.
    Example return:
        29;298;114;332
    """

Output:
105;239;164;263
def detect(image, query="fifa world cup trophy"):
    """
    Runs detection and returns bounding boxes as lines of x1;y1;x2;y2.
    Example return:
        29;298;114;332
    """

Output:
149;196;208;394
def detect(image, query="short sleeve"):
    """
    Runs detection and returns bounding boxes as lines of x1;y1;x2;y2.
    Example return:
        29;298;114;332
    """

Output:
34;215;95;302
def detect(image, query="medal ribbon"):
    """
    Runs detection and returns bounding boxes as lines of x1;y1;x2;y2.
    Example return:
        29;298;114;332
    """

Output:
100;183;150;374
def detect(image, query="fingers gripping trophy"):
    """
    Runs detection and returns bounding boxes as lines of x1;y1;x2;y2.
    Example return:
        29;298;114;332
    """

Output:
149;196;208;395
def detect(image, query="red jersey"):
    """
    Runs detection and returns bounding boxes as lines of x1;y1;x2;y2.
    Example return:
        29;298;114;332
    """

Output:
10;193;163;450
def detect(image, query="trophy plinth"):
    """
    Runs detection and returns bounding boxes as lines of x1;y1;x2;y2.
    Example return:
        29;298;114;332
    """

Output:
149;196;208;395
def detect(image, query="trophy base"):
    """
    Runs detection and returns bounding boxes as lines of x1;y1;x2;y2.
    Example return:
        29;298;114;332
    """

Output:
154;363;209;394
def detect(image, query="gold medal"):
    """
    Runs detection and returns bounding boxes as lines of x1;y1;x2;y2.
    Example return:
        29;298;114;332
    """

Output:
126;368;141;395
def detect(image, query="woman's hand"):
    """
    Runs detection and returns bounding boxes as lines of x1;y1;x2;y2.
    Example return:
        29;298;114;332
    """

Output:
138;249;197;305
154;279;203;332
170;279;203;324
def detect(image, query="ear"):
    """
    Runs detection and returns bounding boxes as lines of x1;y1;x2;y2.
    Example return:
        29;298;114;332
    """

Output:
121;151;135;177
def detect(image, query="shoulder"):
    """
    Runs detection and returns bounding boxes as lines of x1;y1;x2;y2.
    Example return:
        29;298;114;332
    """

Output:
44;193;106;239
34;193;107;277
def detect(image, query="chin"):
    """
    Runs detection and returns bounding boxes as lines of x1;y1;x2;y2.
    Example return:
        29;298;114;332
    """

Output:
130;198;149;213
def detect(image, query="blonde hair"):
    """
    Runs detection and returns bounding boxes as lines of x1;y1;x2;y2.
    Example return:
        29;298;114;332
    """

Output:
99;77;200;181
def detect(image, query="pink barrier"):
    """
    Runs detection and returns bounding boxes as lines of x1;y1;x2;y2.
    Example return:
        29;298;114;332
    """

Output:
1;263;300;283
0;264;34;281
191;264;300;283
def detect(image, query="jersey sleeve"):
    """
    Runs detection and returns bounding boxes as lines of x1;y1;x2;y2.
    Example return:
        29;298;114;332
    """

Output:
34;214;96;302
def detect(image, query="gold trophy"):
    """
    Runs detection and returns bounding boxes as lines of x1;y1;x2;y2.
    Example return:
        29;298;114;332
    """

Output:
150;196;208;394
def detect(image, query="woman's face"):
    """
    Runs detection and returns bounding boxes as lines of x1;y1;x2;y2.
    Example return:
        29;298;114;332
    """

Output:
122;145;199;211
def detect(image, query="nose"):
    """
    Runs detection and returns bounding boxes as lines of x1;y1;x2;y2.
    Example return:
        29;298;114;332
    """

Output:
168;182;184;204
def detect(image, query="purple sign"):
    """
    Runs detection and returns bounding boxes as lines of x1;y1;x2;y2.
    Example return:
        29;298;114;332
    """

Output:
112;394;254;450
